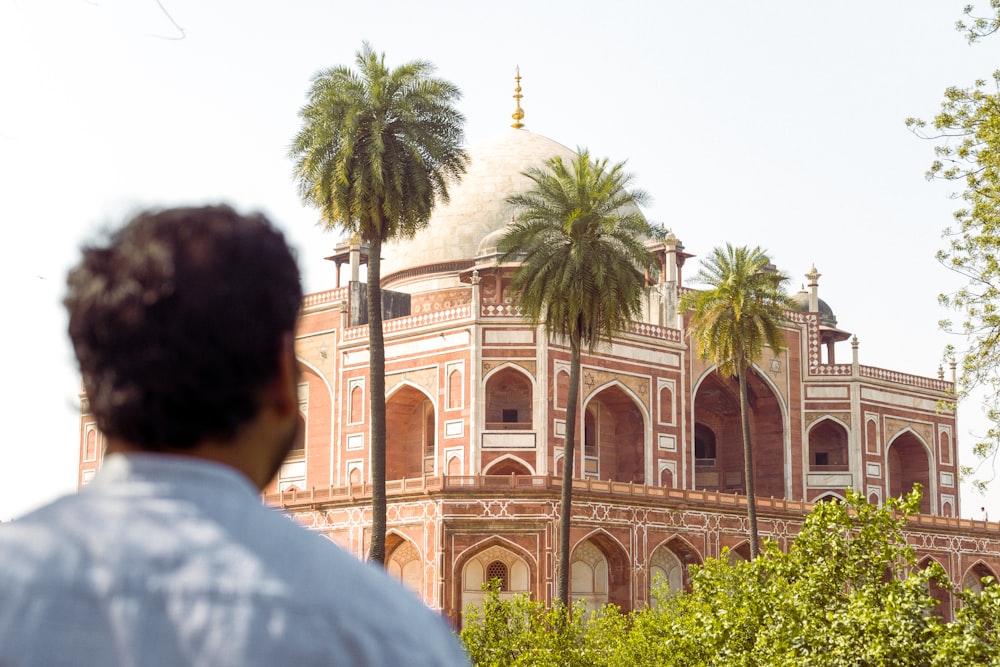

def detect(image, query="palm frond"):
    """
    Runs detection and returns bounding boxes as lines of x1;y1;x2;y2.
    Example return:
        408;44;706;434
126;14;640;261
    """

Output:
679;243;794;377
498;148;656;352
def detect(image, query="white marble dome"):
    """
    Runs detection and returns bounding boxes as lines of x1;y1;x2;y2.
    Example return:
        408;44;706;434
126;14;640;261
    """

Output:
381;128;577;280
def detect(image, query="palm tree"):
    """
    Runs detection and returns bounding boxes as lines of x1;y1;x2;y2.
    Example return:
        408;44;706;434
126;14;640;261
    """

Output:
498;149;657;608
679;244;792;558
290;43;468;565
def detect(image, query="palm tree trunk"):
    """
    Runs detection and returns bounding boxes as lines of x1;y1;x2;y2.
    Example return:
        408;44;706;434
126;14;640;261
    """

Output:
738;367;760;559
558;336;582;608
367;235;387;566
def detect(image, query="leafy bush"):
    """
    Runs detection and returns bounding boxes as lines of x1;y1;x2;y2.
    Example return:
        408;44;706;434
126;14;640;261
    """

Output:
460;489;1000;666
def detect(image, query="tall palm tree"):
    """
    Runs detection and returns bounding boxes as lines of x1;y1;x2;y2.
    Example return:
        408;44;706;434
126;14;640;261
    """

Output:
290;43;467;565
498;149;657;608
679;244;792;558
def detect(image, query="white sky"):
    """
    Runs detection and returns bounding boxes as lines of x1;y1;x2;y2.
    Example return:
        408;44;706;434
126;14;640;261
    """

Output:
1;0;997;520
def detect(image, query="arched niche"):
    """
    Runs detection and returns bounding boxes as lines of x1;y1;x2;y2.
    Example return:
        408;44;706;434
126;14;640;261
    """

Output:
692;368;786;499
649;536;702;603
583;383;646;484
386;534;423;597
963;561;997;594
887;430;932;514
571;531;632;613
459;542;533;626
917;557;952;621
484;366;533;430
727;541;752;564
386;383;436;480
808;418;849;471
484;456;533;476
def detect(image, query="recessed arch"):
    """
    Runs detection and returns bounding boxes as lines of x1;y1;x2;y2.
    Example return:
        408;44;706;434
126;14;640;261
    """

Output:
483;455;535;476
727;540;752;563
385;382;436;480
917;556;952;620
555;369;570;410
886;428;933;514
583;379;651;422
483;364;535;431
649;535;702;600
453;536;537;626
691;365;788;499
962;561;997;594
581;381;648;484
807;417;849;471
813;491;847;504
571;529;632;612
939;429;952;465
386;532;423;597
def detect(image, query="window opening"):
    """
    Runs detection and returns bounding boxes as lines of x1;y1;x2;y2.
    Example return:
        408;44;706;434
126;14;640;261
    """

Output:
485;560;509;590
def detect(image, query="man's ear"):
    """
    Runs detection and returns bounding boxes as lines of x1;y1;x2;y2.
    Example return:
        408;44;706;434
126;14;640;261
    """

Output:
269;333;299;417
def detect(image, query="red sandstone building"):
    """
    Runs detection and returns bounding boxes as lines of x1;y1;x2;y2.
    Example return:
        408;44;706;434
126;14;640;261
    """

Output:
79;125;1000;623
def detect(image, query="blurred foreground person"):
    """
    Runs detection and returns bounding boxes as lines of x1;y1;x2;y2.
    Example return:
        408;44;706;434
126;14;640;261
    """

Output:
0;206;469;666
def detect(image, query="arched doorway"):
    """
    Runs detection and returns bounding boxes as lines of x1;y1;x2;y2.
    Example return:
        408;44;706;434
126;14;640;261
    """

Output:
649;536;702;605
460;544;532;625
386;534;423;597
808;419;849;471
484;457;532;476
484;366;533;430
963;562;997;594
692;368;786;499
570;533;631;612
887;431;931;514
583;384;645;483
386;384;435;480
918;557;952;621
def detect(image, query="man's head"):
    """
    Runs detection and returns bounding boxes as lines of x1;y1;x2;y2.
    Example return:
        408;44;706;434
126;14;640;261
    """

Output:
66;205;303;464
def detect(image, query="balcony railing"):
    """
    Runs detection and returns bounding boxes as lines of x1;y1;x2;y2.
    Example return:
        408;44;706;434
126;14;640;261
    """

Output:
263;474;999;534
484;421;533;431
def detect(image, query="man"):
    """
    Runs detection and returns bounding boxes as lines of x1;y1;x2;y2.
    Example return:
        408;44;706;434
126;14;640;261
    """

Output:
0;206;469;665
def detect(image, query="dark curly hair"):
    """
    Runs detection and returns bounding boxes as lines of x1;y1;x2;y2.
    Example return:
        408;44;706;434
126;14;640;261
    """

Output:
65;205;303;451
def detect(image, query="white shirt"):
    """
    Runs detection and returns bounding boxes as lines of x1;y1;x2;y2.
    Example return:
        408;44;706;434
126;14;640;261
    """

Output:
0;453;469;666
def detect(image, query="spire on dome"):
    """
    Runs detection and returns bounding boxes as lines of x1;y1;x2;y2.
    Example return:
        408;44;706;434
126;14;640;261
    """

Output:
511;67;525;129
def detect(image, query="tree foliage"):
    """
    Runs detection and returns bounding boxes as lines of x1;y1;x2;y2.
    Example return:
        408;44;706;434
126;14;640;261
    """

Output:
289;43;467;563
678;245;793;557
460;490;1000;666
498;149;656;608
907;4;1000;489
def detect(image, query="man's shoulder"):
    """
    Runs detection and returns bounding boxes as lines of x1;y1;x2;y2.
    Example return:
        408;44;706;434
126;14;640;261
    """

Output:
0;491;469;665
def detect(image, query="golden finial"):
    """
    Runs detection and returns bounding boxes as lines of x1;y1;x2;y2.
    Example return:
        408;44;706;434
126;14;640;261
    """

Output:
511;66;525;129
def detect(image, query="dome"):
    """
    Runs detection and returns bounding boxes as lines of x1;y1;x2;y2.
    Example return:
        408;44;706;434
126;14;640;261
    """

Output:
475;223;514;260
381;128;577;282
791;289;838;328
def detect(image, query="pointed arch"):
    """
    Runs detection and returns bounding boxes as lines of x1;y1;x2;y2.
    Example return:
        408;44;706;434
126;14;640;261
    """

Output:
691;364;789;498
727;540;752;563
917;556;952;620
483;455;535;476
483;363;535;431
886;428;933;514
581;380;649;484
293;358;336;487
807;416;849;471
453;536;537;626
649;535;703;600
865;416;880;455
571;529;632;612
385;381;437;480
386;532;423;597
813;491;847;504
555;368;570;410
963;561;997;594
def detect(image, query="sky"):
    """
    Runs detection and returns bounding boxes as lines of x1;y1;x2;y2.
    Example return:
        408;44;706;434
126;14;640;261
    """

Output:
1;0;998;520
